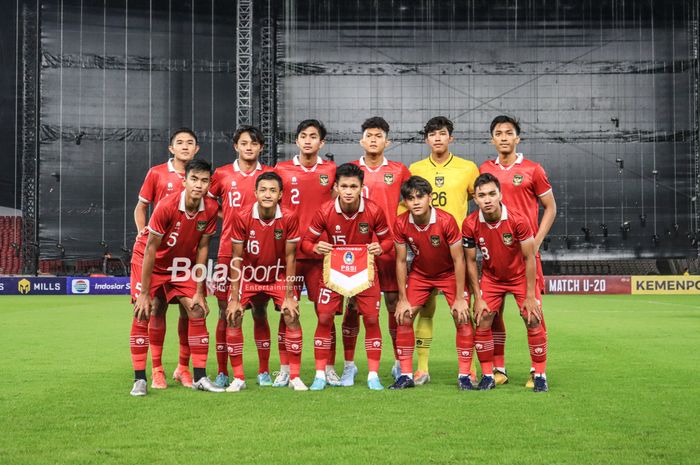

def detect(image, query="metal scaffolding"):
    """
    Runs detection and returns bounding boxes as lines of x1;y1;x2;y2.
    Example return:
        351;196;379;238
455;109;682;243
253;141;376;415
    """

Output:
259;1;276;165
20;1;40;275
692;0;700;256
236;0;253;127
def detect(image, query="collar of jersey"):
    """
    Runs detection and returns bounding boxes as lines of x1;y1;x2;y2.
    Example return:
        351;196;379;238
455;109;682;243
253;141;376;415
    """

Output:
252;202;283;224
479;203;508;228
335;197;364;219
409;207;436;230
494;153;524;170
233;159;262;175
428;153;454;167
178;191;206;215
359;156;388;172
167;159;185;178
293;154;323;172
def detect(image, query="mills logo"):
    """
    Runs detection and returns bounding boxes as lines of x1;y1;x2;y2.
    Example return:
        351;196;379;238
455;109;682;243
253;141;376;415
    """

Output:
18;278;31;294
71;279;90;294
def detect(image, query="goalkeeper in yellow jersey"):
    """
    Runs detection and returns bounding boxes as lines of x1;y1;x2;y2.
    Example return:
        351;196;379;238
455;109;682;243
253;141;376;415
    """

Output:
405;116;480;385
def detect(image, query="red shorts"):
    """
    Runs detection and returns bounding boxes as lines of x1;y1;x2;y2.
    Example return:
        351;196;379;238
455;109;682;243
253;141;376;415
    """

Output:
214;255;232;301
130;262;198;303
316;280;381;317
376;250;399;293
480;276;543;319
406;272;469;308
239;280;288;310
295;259;323;302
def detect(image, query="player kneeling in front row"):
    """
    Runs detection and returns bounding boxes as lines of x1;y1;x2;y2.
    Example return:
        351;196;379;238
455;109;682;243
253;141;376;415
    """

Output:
391;176;475;390
129;159;223;396
225;172;307;391
462;173;548;392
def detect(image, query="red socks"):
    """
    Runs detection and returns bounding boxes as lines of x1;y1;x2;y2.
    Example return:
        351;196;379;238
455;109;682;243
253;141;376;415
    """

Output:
285;327;303;379
395;324;415;374
475;328;494;376
342;309;360;362
387;310;398;359
314;313;334;371
130;317;149;371
363;316;382;373
187;318;209;370
226;326;245;379
253;315;271;374
278;316;289;366
177;316;190;367
215;318;228;375
527;324;548;374
148;314;165;370
492;311;506;368
455;323;475;375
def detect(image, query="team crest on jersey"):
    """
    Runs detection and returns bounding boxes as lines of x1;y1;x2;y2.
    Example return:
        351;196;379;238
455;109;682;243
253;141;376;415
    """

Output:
430;235;441;247
250;230;256;237
435;176;445;187
512;174;524;186
384;173;394;185
358;222;369;234
196;220;207;231
319;174;329;186
343;251;355;264
274;229;283;240
502;233;514;245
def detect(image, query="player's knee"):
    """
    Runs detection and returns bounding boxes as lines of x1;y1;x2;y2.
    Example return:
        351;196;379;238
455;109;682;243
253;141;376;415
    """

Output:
477;311;496;328
190;304;206;319
523;317;541;330
317;313;334;327
384;292;398;309
284;314;300;329
363;315;379;327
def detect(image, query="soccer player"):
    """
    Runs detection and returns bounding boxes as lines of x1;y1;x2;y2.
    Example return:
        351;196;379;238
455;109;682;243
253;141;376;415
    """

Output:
208;125;274;388
133;128;199;390
479;115;556;387
391;176;474;390
225;172;307;391
274;119;340;387
405;116;480;385
129;158;223;396
343;116;411;384
300;163;392;391
462;173;548;392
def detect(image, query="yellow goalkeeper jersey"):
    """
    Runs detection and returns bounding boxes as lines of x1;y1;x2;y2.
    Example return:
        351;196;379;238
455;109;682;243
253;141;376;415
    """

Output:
405;153;480;224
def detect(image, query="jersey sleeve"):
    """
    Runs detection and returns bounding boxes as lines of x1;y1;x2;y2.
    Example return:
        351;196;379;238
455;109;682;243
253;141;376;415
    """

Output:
444;215;462;247
533;163;553;197
138;169;157;204
393;218;406;244
307;207;326;236
400;164;412;184
208;171;223;199
203;210;218;237
373;205;390;237
466;162;480;196
147;202;169;236
514;216;534;242
286;212;301;242
230;213;246;243
461;217;476;248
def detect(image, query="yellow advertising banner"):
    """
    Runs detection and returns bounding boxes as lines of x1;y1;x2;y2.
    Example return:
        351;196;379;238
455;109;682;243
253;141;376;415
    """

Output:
630;276;700;295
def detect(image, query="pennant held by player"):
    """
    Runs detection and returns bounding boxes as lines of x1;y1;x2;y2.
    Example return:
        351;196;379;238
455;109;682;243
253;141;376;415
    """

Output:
323;246;375;297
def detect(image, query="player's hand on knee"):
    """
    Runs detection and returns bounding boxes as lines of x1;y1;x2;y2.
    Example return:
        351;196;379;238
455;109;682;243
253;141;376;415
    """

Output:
191;291;209;317
282;297;299;321
473;298;490;325
451;298;470;325
226;302;243;326
395;299;412;325
133;294;152;320
522;297;541;325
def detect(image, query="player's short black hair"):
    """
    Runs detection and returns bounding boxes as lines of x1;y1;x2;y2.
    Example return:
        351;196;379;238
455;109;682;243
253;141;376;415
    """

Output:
361;116;390;135
296;119;327;140
473;173;501;192
255;171;283;190
233;125;265;145
400;176;433;199
335;163;364;184
169;127;198;145
422;116;454;136
490;115;521;135
185;158;212;176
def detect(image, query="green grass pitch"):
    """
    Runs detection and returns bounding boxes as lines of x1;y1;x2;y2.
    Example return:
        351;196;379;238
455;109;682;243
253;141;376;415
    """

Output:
0;294;698;465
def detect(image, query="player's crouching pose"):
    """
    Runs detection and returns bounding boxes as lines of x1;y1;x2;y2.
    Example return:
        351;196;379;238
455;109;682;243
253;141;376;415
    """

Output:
225;172;307;391
462;173;548;392
129;159;223;396
300;163;393;391
391;176;475;390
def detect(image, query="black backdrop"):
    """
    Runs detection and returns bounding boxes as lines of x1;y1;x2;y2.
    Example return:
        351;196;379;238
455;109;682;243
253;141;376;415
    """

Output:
33;0;699;262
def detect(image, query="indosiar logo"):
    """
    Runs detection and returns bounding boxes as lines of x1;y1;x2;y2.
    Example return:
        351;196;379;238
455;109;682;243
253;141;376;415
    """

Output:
72;279;91;294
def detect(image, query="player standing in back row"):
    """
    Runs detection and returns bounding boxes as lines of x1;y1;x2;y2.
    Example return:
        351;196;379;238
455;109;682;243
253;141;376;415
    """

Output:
405;116;480;385
479;115;556;387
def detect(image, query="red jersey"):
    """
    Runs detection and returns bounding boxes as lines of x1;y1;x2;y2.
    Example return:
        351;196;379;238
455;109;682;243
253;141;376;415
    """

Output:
131;191;218;274
274;155;336;259
137;159;185;205
461;204;533;285
230;204;300;284
479;153;552;235
394;207;462;279
351;156;411;232
209;160;274;256
301;198;391;254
